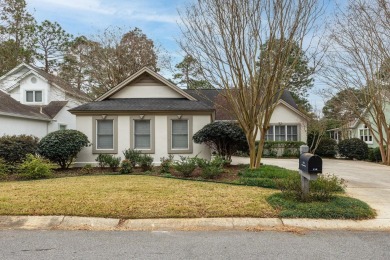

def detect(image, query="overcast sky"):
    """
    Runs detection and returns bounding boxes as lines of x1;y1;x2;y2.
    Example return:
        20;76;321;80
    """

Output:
26;0;344;110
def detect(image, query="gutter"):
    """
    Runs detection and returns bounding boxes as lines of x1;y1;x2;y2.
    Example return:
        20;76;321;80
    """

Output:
0;111;52;122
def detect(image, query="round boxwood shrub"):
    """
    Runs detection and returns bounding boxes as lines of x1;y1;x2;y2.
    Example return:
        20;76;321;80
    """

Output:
338;138;368;160
193;121;248;161
38;130;90;169
307;135;337;158
0;135;39;164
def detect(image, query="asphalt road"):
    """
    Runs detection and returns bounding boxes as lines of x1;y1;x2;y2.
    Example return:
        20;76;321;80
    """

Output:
1;230;390;260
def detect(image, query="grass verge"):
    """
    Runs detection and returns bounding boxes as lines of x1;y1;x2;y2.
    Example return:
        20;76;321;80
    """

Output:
267;193;376;220
0;175;277;219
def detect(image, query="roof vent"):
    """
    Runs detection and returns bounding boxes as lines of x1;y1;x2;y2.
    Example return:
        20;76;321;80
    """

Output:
31;77;37;84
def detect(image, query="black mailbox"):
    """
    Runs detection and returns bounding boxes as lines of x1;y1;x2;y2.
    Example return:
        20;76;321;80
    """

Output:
299;153;322;174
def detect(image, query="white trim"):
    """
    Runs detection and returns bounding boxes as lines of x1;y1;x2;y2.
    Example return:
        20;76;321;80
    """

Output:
0;111;51;121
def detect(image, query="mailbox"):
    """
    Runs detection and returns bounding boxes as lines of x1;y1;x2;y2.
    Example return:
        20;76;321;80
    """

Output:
299;153;322;174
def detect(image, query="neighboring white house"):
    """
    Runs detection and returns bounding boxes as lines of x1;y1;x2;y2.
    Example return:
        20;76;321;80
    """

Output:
70;67;308;166
0;63;91;138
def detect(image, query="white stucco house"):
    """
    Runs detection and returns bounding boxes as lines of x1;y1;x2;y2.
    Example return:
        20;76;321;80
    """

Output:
0;63;91;138
70;67;308;166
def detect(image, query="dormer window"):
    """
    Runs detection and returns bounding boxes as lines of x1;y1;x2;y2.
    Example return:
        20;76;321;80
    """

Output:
26;90;42;103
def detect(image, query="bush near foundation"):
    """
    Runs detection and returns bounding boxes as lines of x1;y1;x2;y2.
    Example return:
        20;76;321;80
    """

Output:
0;135;39;165
38;130;90;169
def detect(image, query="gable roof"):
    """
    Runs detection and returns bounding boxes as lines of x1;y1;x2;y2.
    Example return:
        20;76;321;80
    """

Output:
95;67;197;101
0;63;91;101
0;91;51;121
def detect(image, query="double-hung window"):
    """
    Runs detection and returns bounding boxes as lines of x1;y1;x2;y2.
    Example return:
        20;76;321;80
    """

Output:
93;116;118;153
130;116;154;153
359;125;373;144
266;125;299;141
168;116;193;153
26;90;43;103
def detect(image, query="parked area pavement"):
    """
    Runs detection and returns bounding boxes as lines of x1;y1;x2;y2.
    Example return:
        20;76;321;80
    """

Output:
0;157;389;232
232;156;390;219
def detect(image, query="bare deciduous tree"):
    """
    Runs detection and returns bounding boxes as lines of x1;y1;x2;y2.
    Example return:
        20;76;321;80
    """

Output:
179;0;323;168
322;0;390;165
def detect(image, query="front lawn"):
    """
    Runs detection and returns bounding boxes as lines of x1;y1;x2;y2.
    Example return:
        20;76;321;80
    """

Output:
0;175;277;219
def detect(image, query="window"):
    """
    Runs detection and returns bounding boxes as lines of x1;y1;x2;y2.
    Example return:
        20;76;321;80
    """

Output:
275;125;286;141
265;126;274;141
168;116;193;154
266;125;299;141
59;124;67;130
26;90;42;102
92;116;118;153
130;116;155;153
97;120;114;149
359;125;373;144
287;126;298;141
134;120;151;149
172;120;189;149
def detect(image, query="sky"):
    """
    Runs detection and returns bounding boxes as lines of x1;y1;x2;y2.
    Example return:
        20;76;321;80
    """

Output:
25;0;343;110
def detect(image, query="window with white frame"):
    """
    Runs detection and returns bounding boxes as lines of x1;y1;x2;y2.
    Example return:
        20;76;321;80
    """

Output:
134;120;151;149
265;125;299;141
359;125;373;143
172;120;189;149
26;90;43;102
130;116;154;153
168;116;193;153
96;120;114;149
59;124;67;130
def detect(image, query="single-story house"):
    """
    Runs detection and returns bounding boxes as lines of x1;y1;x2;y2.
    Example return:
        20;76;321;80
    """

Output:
0;63;90;138
70;67;308;166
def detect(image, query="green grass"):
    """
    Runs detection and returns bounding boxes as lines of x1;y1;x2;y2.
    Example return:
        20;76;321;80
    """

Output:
267;193;376;220
0;175;277;219
236;165;298;189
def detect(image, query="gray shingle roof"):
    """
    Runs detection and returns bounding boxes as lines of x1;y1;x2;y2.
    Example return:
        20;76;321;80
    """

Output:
0;91;51;120
70;98;213;112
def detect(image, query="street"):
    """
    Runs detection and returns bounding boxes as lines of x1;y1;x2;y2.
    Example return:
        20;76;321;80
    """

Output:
1;230;389;260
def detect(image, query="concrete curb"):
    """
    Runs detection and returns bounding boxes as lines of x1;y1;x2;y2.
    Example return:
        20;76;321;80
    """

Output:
1;216;390;231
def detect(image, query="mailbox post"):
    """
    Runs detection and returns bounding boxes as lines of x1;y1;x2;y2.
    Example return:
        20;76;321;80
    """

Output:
298;145;322;195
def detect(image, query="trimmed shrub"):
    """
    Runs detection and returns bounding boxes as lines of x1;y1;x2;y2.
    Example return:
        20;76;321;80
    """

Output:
173;156;197;177
0;158;8;180
160;155;174;174
38;130;90;169
139;154;153;172
338;138;368;160
120;159;133;174
261;141;305;158
18;154;52;180
197;156;225;179
95;154;121;171
307;135;337;158
0;135;39;164
368;147;382;162
81;164;93;175
193;121;248;162
123;149;142;167
277;173;346;202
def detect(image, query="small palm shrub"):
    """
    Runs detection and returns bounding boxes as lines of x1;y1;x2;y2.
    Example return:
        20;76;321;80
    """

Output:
18;154;52;180
173;156;197;177
338;138;368;160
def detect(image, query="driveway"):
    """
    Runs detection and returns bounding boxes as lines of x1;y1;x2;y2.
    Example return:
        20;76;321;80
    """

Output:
232;156;390;219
